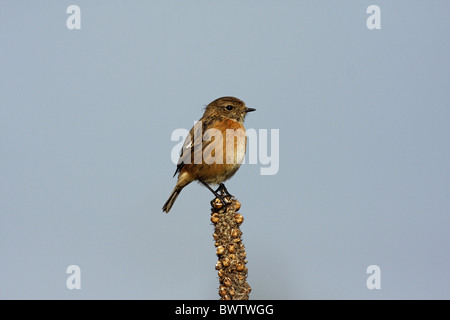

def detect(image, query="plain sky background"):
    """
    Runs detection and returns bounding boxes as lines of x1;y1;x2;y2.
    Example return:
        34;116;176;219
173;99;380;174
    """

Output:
1;1;450;299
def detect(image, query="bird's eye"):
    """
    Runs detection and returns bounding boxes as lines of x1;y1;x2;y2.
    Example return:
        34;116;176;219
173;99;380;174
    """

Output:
226;105;233;111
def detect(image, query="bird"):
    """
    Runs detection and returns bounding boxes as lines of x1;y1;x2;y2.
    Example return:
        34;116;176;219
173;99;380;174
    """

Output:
162;96;255;213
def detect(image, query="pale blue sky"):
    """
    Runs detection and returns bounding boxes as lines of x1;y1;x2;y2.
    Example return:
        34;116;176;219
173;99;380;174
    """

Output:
1;1;450;299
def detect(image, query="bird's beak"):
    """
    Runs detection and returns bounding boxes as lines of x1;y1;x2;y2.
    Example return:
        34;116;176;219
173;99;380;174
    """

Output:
246;107;256;113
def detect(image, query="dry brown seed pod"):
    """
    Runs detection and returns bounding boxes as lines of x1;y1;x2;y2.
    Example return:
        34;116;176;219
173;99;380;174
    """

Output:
222;258;231;267
234;214;244;224
222;294;231;300
216;246;225;255
235;262;245;271
228;288;235;296
213;198;223;209
229;253;236;260
218;269;224;277
228;244;235;253
233;238;241;243
210;214;220;224
215;261;222;270
230;229;239;238
219;285;227;297
213;233;219;241
222;277;232;287
234;200;241;211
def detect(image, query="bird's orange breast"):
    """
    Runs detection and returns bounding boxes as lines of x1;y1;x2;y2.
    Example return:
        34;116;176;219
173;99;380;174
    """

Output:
211;118;247;166
181;118;247;184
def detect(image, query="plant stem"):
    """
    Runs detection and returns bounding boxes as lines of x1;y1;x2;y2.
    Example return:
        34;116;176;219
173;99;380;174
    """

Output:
211;197;251;300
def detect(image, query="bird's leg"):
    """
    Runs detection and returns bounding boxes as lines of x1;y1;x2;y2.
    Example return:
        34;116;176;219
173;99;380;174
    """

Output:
213;183;234;206
214;183;224;195
199;180;228;206
216;183;233;198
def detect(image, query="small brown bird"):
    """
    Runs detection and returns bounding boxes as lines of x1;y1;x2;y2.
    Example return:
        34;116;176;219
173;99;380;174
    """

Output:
162;96;255;213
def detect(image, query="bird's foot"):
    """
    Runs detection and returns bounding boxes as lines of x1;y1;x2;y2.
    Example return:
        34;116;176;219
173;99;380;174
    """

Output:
215;183;234;198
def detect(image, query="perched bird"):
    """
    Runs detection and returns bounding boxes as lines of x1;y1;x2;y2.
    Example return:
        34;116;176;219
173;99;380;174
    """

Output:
162;96;255;213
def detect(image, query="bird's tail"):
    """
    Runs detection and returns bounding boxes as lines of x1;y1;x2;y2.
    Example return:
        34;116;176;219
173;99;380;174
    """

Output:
162;185;183;213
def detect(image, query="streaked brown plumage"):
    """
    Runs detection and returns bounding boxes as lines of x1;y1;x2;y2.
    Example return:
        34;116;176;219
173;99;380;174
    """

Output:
162;96;255;213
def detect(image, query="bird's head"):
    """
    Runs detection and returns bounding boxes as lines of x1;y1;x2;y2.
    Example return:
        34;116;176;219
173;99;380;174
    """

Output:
203;96;255;123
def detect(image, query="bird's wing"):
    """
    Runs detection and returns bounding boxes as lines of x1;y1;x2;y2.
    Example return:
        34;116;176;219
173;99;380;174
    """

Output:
173;120;215;176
